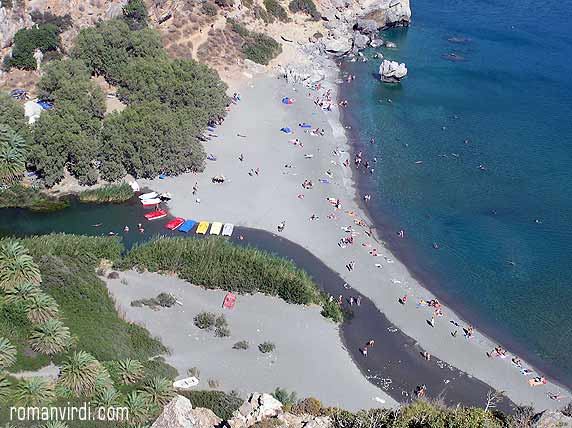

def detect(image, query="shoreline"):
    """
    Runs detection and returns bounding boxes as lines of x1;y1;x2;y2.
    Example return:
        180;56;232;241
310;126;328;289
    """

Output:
138;67;571;410
336;61;572;394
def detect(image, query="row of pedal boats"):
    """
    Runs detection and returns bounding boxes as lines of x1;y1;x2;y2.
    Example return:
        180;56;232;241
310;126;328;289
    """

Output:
139;192;234;236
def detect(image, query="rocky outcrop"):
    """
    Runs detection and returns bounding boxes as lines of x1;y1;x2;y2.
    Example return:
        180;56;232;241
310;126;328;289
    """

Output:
362;0;411;29
227;393;283;428
191;408;223;428
151;395;195;428
322;31;353;56
534;410;572;428
280;63;326;86
0;5;27;48
379;59;407;82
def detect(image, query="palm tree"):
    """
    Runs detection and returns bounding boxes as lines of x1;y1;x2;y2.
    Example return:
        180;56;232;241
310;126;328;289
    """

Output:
12;377;55;406
0;337;16;369
123;391;150;425
43;421;68;428
58;351;101;397
0;240;41;290
142;376;173;406
92;386;120;408
25;292;59;324
0;373;11;401
29;319;71;355
0;125;28;184
115;359;144;385
3;281;41;305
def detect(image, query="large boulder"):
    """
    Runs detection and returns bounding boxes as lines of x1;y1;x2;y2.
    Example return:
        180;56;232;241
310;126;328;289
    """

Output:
354;18;379;35
191;408;223;428
280;63;325;86
379;59;407;83
151;395;195;428
362;0;411;29
228;393;283;428
353;32;370;50
534;410;572;428
322;32;353;56
0;5;26;48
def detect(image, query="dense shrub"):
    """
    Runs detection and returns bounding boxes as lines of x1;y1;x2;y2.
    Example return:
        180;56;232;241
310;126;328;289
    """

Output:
258;341;275;353
229;21;282;65
117;237;320;305
78;182;134;203
180;390;243;420
272;387;297;406
7;24;60;70
131;293;177;308
263;0;289;22
194;312;217;330
233;340;249;350
202;2;219;16
30;11;73;32
0;93;29;141
253;5;274;23
288;0;320;19
292;397;323;416
123;0;148;30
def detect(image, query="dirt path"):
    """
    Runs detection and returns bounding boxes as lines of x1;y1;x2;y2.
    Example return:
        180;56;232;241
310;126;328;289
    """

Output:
190;15;227;60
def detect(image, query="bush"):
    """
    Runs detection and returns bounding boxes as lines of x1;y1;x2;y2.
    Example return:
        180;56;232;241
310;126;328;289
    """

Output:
263;0;289;22
131;293;177;309
320;299;343;323
215;325;230;337
123;0;148;30
292;397;323;416
272;387;297;406
229;21;282;65
288;0;320;19
8;24;60;70
0;185;69;212
233;340;249;350
194;312;217;330
202;2;219;16
258;341;275;353
253;5;274;23
180;390;243;420
252;419;283;428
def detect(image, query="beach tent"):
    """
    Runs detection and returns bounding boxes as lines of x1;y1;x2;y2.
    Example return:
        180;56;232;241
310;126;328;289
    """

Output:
222;223;234;236
37;101;54;110
178;219;197;233
299;123;312;129
223;292;236;309
196;221;209;235
210;222;223;235
280;127;292;134
282;97;294;105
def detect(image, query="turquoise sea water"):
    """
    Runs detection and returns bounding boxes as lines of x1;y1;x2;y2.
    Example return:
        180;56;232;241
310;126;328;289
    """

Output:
341;0;572;387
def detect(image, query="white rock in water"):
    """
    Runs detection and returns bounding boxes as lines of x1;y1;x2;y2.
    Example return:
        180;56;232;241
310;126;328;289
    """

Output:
379;59;407;83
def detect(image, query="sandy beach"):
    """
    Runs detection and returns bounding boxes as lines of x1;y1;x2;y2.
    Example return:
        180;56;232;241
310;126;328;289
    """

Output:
139;67;571;410
107;271;395;410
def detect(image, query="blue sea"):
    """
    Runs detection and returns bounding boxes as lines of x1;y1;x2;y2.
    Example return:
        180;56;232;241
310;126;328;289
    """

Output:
340;0;572;387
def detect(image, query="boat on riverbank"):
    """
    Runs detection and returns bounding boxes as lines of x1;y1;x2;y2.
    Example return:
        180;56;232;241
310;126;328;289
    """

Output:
144;210;168;220
165;217;185;230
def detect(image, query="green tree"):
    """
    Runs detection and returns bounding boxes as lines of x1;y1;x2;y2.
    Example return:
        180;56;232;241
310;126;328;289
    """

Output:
12;377;55;406
92;386;120;408
0;374;11;401
3;281;41;305
114;359;144;385
0;240;41;290
99;102;206;181
0;125;28;183
0;92;30;142
8;24;60;70
123;390;151;425
29;319;71;355
58;351;102;397
72;19;165;84
142;376;174;406
123;0;148;30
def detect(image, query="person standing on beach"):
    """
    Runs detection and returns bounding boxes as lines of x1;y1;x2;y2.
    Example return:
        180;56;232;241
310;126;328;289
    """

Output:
356;296;361;306
192;182;198;195
429;317;435;328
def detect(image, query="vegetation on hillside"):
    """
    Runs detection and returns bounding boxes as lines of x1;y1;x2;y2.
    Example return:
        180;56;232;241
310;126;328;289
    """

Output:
115;236;343;322
0;235;176;426
0;184;69;211
289;0;321;20
230;21;283;65
0;125;28;183
263;0;290;22
4;24;61;70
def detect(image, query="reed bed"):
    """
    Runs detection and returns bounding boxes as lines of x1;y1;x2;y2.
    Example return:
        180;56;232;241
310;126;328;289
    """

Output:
78;182;134;204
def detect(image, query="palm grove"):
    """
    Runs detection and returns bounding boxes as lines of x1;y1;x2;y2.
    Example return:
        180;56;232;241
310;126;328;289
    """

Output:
1;3;228;188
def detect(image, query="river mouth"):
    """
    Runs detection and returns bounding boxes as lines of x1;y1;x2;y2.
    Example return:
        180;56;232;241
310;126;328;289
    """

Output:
0;197;514;411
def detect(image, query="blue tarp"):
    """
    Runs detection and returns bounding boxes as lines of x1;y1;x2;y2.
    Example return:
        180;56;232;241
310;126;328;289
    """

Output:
299;123;312;128
282;97;293;104
37;101;54;110
280;127;292;134
179;220;197;233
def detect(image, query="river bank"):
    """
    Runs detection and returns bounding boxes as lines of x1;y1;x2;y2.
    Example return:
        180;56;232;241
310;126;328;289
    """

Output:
138;68;570;410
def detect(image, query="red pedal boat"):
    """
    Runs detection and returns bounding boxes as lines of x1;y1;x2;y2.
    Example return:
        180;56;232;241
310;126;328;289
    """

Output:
144;210;168;220
165;217;185;230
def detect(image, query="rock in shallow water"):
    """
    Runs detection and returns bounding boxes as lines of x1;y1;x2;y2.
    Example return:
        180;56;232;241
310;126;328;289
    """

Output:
379;59;407;83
